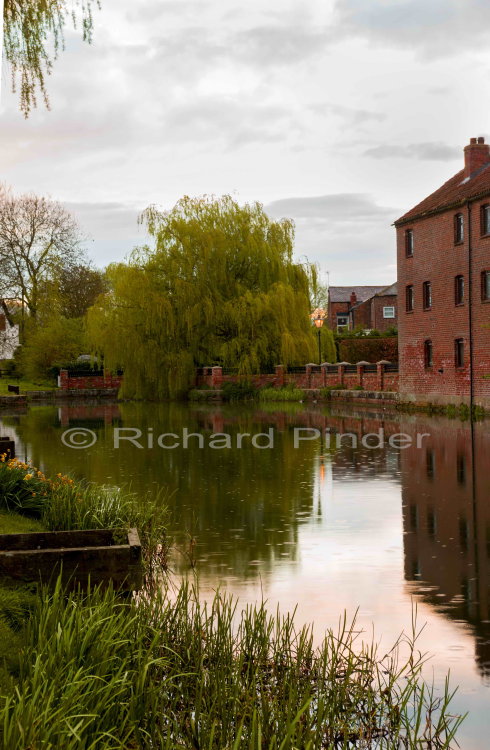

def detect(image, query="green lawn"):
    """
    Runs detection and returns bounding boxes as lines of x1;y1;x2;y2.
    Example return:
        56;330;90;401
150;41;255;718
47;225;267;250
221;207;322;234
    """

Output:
0;378;57;395
0;511;46;535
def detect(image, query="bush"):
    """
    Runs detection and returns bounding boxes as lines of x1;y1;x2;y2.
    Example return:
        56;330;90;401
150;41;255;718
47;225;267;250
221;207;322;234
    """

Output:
338;336;398;364
0;457;167;577
0;359;18;377
259;386;306;402
320;384;343;399
221;380;258;402
47;358;102;378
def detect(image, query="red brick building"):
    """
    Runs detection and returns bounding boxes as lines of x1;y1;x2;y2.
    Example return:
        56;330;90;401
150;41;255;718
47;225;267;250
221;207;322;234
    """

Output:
395;137;490;410
327;284;397;332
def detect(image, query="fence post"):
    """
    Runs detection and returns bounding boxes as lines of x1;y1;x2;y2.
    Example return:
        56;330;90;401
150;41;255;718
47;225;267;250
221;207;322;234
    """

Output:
275;364;285;387
59;369;69;390
376;360;390;391
356;361;369;389
211;366;223;388
337;362;349;387
321;362;330;388
305;363;316;389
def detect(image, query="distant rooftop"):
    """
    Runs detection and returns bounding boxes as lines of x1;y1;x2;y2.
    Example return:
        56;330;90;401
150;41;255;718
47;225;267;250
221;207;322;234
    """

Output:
328;286;387;304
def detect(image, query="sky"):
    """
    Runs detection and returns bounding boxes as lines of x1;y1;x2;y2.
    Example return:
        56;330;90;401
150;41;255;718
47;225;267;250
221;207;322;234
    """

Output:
2;0;490;285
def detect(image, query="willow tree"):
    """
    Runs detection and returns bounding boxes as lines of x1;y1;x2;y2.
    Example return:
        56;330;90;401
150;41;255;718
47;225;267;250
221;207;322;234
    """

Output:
88;195;318;398
2;0;99;117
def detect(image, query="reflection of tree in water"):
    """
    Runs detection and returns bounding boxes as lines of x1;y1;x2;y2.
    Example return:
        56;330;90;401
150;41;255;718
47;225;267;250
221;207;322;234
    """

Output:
399;416;490;680
1;403;325;579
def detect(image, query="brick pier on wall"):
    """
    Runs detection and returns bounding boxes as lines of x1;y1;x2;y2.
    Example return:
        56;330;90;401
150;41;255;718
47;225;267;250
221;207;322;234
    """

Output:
195;362;399;392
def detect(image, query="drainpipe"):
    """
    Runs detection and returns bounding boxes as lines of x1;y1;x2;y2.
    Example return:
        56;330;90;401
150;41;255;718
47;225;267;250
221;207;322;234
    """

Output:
467;201;474;416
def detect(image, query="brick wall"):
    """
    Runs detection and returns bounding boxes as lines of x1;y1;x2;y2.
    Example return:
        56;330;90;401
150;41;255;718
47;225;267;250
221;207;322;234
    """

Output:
397;201;490;409
196;364;398;392
59;370;123;391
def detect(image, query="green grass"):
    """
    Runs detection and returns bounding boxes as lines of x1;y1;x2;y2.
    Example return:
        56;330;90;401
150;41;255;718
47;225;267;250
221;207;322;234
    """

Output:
0;378;57;395
0;580;464;749
0;458;168;579
0;511;45;535
259;386;306;402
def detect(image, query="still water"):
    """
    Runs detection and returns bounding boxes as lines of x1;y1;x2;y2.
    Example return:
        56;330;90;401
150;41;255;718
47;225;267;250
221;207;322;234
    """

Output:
1;401;490;748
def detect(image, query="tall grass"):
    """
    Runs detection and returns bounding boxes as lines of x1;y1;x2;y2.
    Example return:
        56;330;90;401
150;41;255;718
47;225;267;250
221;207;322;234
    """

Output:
0;457;168;577
0;579;464;749
259;386;306;402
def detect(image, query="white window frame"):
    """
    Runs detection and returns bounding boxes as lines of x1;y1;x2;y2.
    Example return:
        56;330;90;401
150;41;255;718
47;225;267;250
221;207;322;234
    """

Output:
383;306;395;319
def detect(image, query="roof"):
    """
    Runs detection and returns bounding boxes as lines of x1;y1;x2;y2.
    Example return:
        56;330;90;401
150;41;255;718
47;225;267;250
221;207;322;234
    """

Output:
375;282;397;297
395;163;490;225
328;286;386;304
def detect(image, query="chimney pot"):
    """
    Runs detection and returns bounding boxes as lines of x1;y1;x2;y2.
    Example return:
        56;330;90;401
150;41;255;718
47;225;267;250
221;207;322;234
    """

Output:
464;136;490;178
350;291;357;305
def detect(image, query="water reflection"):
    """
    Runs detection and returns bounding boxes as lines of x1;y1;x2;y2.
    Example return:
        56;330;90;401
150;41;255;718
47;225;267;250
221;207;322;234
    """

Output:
398;416;490;679
1;401;490;747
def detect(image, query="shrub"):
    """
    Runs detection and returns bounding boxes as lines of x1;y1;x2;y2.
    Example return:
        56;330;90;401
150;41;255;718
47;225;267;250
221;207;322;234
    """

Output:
259;386;306;402
221;380;258;402
338;336;398;364
0;457;167;577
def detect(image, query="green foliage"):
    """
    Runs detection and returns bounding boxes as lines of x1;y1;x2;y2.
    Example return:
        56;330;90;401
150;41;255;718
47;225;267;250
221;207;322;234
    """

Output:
18;316;85;380
320;384;343;399
0;458;167;576
221;380;258;402
3;0;100;117
88;195;318;399
338;336;398;365
319;325;337;363
0;580;464;748
260;385;306;402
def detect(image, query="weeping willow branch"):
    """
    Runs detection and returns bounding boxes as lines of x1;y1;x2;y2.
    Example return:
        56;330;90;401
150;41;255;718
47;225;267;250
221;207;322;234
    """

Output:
3;0;100;117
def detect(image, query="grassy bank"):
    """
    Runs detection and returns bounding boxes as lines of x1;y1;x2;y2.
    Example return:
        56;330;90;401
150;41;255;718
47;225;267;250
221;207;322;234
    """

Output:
0;455;167;568
0;378;57;395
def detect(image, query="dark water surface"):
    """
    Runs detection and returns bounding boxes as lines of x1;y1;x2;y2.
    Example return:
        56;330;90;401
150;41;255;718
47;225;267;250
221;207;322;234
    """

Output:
1;401;489;748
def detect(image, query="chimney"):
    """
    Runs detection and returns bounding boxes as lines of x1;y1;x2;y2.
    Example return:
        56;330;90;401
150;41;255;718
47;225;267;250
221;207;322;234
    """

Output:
464;136;490;178
350;291;357;306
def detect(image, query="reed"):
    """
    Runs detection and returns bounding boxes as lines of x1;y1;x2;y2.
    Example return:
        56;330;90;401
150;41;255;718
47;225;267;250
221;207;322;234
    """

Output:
0;579;464;749
259;386;306;402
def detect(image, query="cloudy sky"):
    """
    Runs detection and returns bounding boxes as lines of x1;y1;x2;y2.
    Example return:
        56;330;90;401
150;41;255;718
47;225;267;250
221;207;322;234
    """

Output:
2;0;490;284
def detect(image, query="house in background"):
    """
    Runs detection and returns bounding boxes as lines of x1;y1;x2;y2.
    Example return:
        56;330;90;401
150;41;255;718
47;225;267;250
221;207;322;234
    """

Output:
395;136;490;410
327;284;398;332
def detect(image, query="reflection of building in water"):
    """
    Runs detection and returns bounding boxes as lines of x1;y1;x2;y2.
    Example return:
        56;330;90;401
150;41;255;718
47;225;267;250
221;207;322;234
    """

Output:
399;417;490;677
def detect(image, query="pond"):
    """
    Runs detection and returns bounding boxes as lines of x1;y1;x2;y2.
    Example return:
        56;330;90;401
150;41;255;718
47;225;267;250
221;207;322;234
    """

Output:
1;400;489;748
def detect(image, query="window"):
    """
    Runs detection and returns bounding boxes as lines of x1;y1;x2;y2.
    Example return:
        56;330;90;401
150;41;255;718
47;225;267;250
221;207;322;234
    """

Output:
482;270;490;301
422;281;432;310
481;204;490;235
405;229;414;257
455;338;464;368
336;314;349;331
424;339;433;368
454;213;464;244
406;285;414;312
455;275;465;305
383;306;395;318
